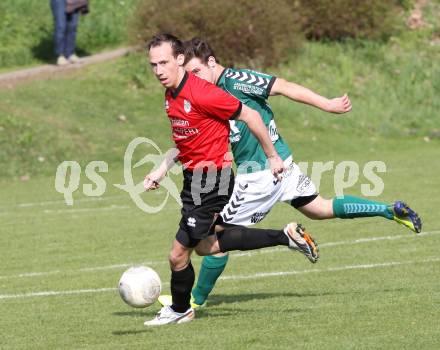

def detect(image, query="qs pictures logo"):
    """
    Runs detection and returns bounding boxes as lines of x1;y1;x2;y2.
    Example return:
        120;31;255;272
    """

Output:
54;137;182;213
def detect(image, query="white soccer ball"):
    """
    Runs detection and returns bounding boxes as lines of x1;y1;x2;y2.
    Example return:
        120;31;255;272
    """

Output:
118;266;162;308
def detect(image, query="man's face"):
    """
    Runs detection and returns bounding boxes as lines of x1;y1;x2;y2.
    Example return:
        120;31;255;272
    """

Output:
184;57;216;84
149;42;183;89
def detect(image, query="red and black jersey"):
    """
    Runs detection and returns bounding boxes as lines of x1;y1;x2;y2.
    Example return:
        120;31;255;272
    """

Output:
165;72;242;170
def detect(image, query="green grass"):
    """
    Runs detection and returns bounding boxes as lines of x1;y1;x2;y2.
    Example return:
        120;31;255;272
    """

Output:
1;8;440;347
0;0;141;70
0;31;439;178
0;137;439;349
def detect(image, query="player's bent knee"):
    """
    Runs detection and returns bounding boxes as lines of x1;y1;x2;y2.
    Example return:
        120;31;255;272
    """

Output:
298;196;334;220
194;246;207;256
168;251;188;270
194;240;220;256
305;211;329;220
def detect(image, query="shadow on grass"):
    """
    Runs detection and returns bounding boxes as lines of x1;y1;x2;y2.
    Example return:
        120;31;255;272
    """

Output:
207;287;408;306
112;292;301;319
206;291;315;306
31;35;90;64
112;329;151;336
112;287;408;323
113;310;149;317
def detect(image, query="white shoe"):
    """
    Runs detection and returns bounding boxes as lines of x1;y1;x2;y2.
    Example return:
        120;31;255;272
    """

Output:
144;306;195;326
68;54;80;63
56;56;69;66
284;223;319;263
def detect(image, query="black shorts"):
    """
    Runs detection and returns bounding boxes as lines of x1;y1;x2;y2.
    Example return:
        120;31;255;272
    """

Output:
175;167;234;248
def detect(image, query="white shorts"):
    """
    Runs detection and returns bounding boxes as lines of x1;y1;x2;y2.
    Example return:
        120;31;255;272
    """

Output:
220;157;317;226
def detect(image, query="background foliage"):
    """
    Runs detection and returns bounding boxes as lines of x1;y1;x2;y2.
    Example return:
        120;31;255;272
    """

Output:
0;0;439;178
295;0;403;41
0;0;140;69
133;0;303;67
0;0;413;70
133;0;411;67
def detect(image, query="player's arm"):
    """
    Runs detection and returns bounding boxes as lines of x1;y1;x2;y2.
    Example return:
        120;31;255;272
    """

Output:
195;76;284;177
235;104;285;178
144;148;179;191
269;78;352;114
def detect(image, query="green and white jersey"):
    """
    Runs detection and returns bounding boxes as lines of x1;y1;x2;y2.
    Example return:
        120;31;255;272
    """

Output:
217;67;292;174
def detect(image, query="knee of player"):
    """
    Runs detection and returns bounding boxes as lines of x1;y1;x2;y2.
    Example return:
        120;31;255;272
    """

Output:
168;251;186;269
304;211;330;220
194;246;205;256
194;240;218;256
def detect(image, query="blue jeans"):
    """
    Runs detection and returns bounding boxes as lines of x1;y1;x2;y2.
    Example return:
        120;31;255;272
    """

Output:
50;0;79;57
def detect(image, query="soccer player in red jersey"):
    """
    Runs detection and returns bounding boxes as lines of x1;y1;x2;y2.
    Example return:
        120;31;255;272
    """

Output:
143;34;317;326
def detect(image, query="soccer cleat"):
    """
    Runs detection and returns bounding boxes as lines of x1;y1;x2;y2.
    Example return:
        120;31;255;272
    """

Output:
392;201;422;233
283;223;319;263
158;294;206;310
144;305;194;326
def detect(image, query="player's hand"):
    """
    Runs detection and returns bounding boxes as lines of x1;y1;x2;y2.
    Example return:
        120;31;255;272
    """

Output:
144;169;165;191
143;177;160;191
326;93;352;114
268;154;285;181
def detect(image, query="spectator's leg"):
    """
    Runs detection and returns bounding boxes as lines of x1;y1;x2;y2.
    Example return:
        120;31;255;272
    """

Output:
65;11;80;58
50;0;67;58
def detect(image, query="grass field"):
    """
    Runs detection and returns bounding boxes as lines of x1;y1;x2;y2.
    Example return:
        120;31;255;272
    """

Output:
1;134;439;349
1;7;440;347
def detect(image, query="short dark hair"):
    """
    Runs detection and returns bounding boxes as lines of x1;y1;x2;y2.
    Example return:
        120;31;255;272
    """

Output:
183;37;219;65
147;33;184;57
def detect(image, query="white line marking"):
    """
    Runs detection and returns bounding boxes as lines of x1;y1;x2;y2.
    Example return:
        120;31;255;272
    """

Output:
1;257;439;300
78;261;166;272
43;205;129;214
232;230;440;257
0;288;117;300
0;195;126;210
0;261;168;280
1;230;438;280
220;257;440;280
0;190;169;211
14;271;62;278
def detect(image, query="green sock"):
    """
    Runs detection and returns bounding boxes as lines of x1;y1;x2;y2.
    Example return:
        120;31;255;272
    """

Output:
192;254;229;305
332;195;394;220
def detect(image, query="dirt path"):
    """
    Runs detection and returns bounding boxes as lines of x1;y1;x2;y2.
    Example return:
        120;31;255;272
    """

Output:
0;46;138;89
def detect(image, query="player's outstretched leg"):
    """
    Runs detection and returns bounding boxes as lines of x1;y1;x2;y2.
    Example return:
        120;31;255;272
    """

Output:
391;201;422;233
158;223;319;309
216;223;319;263
331;195;422;233
283;223;319;263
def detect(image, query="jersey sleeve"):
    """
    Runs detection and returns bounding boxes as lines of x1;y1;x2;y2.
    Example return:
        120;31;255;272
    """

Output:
224;68;276;100
194;78;242;121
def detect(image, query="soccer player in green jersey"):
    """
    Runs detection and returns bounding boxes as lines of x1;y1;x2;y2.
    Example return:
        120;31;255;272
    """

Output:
158;37;422;309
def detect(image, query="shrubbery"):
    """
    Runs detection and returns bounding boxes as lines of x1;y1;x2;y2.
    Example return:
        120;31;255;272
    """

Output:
0;0;411;69
295;0;403;41
133;0;303;67
133;0;407;68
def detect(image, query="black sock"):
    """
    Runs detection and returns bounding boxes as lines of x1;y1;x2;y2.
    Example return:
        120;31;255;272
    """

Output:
217;225;288;252
171;261;195;313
